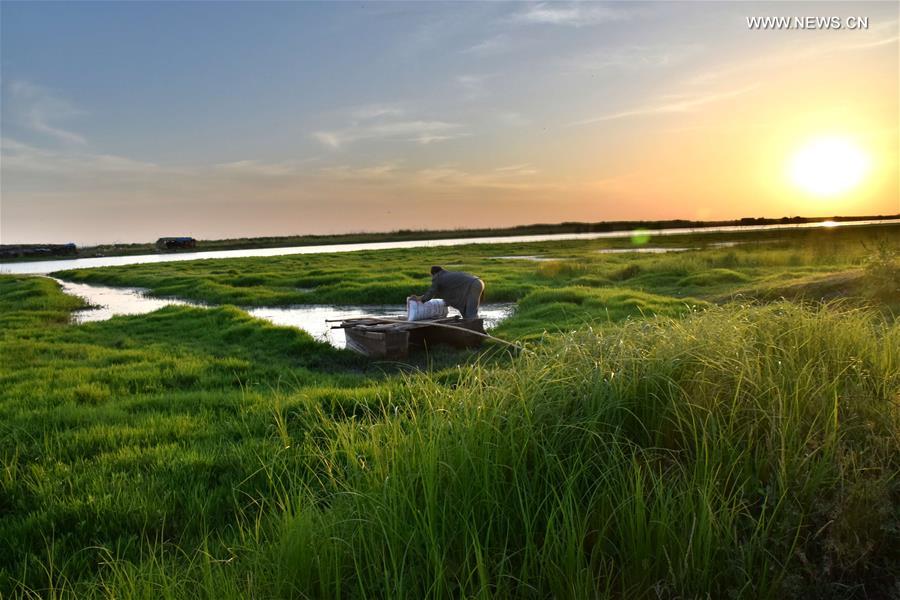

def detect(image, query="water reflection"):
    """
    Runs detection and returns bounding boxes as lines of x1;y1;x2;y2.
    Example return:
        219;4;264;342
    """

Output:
489;255;559;262
250;304;513;347
56;279;513;349
60;280;201;323
594;247;691;254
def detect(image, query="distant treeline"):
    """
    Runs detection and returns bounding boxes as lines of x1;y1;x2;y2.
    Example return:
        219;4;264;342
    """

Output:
0;243;78;259
3;213;897;263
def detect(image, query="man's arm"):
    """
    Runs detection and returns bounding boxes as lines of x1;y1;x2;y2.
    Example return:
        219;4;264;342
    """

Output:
420;282;437;302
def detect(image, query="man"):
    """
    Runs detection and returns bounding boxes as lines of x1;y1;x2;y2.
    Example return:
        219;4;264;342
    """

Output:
411;266;485;319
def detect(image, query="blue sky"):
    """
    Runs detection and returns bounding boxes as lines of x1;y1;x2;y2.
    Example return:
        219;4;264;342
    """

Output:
2;1;897;244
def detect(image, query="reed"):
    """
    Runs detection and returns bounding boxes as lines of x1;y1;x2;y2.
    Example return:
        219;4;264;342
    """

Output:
4;275;896;597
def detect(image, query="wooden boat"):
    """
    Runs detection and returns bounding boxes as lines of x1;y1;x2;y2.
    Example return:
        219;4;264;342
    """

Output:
339;316;486;359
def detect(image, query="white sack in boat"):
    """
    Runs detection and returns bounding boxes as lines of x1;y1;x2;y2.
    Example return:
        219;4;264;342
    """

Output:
407;298;449;321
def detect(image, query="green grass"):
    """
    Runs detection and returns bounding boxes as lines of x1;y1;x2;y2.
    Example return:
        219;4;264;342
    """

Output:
493;286;706;340
0;277;379;594
2;225;899;598
52;224;898;309
260;303;899;599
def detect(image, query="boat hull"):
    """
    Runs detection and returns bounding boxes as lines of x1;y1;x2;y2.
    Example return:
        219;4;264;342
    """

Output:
341;316;486;359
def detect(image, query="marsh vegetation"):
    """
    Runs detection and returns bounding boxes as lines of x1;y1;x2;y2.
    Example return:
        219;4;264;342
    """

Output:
2;224;898;598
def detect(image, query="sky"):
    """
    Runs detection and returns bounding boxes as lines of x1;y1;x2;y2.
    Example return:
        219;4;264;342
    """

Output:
1;1;898;245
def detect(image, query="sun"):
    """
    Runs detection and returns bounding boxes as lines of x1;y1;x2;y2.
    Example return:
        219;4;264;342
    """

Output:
789;137;870;197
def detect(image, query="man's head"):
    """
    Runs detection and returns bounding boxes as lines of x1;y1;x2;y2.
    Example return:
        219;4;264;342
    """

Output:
430;265;444;276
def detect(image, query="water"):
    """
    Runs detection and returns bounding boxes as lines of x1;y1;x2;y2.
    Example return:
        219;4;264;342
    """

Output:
499;244;777;257
56;279;514;349
61;280;202;322
250;304;514;348
595;247;691;254
489;255;560;262
4;218;895;275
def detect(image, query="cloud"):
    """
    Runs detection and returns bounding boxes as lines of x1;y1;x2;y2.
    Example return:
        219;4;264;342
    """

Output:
312;108;465;149
367;120;461;138
215;159;313;177
414;132;470;145
688;20;899;86
317;160;544;191
847;33;899;50
3;136;328;193
570;85;758;125
5;81;87;145
844;19;900;50
494;163;539;176
350;104;405;119
841;21;899;50
320;162;402;181
456;74;492;100
412;164;545;190
514;2;634;27
497;111;531;127
462;34;511;55
2;137;158;175
312;131;343;149
566;44;702;71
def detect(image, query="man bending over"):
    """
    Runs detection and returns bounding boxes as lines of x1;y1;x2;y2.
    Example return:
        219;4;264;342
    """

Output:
411;266;485;319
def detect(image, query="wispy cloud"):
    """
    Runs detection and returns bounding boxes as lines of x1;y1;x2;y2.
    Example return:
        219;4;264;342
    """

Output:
413;164;544;190
350;104;405;120
4;136;328;187
462;34;511;55
318;160;543;191
313;107;465;149
514;2;635;27
414;132;470;145
5;81;87;145
497;111;531;128
847;33;899;50
313;131;343;149
456;74;492;100
570;85;758;125
371;120;463;142
320;162;402;181
1;137;158;175
688;20;898;86
566;44;702;71
494;163;539;176
215;158;320;177
842;20;899;50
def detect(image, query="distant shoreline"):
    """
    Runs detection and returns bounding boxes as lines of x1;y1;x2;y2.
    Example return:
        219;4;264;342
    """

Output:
3;213;898;263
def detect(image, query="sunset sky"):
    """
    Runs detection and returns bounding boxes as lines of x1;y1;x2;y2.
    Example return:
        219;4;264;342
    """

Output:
2;1;897;245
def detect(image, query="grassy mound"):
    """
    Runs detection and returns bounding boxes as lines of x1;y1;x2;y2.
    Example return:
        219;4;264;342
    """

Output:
727;265;899;313
262;304;898;599
494;286;706;339
0;277;373;593
13;302;896;599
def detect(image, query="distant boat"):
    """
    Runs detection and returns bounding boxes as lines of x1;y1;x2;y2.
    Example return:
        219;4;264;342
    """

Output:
155;237;197;251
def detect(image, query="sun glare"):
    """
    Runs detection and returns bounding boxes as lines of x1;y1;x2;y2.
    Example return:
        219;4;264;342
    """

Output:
789;137;870;197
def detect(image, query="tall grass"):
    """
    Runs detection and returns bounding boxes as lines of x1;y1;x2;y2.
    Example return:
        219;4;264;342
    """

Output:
269;303;897;599
27;302;897;599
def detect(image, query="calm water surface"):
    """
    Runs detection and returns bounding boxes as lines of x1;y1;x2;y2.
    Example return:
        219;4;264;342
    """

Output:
56;279;513;349
5;219;894;275
594;247;691;254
